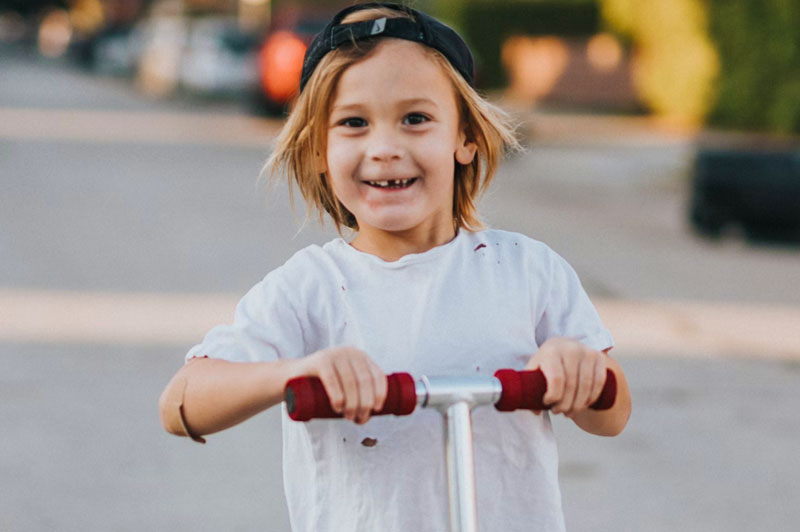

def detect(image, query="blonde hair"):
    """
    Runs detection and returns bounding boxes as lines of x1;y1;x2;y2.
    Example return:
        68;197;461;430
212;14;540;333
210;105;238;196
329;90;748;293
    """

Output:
264;7;519;233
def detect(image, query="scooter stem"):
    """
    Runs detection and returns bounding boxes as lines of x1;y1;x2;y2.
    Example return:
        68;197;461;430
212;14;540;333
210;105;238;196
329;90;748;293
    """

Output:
445;401;478;532
417;375;503;532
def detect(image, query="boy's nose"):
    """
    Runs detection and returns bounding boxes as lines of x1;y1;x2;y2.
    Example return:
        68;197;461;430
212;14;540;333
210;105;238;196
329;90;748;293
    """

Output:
366;128;403;162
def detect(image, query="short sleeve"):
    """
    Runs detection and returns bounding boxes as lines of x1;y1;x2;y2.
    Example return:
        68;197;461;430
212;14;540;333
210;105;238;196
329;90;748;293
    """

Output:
185;270;306;363
534;249;614;352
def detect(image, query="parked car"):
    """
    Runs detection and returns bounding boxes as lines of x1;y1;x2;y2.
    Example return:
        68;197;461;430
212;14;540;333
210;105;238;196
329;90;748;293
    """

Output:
72;25;141;75
180;16;260;98
69;0;147;74
689;138;800;241
132;13;261;100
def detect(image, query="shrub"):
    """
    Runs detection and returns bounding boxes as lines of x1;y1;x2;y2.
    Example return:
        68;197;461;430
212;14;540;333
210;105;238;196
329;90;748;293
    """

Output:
707;0;800;135
600;0;719;126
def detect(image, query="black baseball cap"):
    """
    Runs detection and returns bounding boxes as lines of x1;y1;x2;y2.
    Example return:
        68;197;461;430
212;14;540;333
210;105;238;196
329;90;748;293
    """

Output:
299;2;475;92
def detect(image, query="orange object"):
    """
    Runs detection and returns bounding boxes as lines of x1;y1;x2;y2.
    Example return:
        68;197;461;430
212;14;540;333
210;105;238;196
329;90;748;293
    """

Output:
259;30;307;103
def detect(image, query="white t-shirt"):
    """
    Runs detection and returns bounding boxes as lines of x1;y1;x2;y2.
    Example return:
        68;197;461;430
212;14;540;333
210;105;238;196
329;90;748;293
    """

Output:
187;229;613;532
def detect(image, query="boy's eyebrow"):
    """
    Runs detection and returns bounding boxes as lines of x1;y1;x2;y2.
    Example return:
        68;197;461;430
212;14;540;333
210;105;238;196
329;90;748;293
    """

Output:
330;97;440;113
395;97;440;108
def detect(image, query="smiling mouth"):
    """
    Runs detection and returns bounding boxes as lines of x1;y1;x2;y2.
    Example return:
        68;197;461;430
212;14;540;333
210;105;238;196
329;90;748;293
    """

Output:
364;178;418;189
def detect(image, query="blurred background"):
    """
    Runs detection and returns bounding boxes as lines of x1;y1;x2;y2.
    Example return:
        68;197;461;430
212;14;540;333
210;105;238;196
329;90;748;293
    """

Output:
1;1;798;531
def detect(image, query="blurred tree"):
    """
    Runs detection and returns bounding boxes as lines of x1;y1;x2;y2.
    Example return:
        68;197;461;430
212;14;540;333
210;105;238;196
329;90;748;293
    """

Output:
455;0;600;88
601;0;718;127
431;0;464;23
708;0;800;135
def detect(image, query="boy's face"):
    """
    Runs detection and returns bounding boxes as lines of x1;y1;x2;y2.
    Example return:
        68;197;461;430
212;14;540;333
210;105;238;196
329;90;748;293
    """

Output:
326;39;476;252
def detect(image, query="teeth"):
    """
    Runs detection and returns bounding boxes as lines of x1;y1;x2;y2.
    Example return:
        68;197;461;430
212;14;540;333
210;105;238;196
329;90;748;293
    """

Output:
366;178;415;188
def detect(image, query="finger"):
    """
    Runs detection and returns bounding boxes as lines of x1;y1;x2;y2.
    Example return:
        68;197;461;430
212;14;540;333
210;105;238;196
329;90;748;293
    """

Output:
554;354;579;415
588;353;608;406
523;354;540;371
541;357;565;409
318;364;345;415
349;358;376;424
571;353;598;414
334;358;359;421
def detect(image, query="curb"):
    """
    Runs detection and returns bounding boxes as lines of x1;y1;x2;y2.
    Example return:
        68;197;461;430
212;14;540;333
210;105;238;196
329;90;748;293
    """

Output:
597;299;800;360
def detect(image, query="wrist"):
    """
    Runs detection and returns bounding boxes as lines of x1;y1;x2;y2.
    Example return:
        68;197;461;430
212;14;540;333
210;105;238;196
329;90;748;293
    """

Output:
258;357;310;407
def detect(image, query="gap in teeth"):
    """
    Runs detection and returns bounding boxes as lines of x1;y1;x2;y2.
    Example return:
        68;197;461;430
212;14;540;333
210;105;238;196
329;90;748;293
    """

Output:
368;178;413;187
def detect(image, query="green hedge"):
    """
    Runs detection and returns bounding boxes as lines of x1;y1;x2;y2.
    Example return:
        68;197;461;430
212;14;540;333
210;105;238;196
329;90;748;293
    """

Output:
457;1;599;88
707;0;800;135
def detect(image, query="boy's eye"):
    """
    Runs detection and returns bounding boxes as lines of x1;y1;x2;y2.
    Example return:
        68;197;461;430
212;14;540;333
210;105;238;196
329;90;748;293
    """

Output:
339;117;367;128
404;113;430;125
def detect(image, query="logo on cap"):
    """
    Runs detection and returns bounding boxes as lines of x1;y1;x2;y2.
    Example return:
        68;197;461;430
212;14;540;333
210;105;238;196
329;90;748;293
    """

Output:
370;18;387;35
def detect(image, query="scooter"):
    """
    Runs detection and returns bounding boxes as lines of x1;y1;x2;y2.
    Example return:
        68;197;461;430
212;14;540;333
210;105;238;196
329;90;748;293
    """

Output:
284;368;617;532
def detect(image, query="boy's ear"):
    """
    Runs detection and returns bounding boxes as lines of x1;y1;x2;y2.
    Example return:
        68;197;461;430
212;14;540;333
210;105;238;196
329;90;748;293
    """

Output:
455;137;478;165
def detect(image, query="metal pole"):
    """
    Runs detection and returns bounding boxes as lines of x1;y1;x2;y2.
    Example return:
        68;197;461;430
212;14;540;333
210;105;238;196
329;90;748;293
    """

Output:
444;400;478;532
417;375;502;532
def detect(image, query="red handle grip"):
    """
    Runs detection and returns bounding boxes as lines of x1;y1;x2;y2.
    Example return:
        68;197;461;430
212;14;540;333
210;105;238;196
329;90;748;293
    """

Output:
493;368;617;412
285;372;417;421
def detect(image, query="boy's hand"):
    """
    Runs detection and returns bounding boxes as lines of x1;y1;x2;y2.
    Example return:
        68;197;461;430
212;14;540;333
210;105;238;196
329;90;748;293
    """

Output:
299;347;387;424
525;337;608;417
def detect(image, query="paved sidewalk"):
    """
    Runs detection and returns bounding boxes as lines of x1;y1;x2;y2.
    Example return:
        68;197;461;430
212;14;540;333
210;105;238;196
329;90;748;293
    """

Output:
597;299;800;359
0;106;280;147
3;289;800;360
525;110;696;147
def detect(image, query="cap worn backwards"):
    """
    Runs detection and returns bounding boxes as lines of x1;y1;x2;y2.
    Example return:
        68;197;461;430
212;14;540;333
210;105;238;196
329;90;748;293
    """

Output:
299;2;475;92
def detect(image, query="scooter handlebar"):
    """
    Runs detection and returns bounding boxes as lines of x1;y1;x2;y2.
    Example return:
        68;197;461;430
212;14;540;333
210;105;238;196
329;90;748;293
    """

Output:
285;372;417;422
285;368;617;421
493;368;617;412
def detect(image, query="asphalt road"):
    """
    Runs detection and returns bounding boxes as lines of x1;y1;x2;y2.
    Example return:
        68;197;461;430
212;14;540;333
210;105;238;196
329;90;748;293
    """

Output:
1;49;799;531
